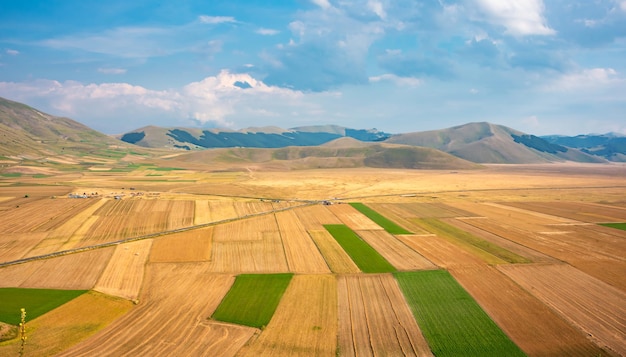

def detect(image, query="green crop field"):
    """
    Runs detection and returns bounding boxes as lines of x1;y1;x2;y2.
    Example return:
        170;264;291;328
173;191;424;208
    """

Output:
212;273;293;328
349;202;412;234
395;270;526;357
600;222;626;231
0;288;87;325
412;218;530;264
324;224;396;273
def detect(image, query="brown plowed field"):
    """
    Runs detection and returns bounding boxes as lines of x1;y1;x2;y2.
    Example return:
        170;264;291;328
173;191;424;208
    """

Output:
236;275;337;356
275;210;330;273
355;230;436;271
396;234;485;269
59;264;256;357
328;204;382;230
337;274;433;356
150;227;214;262
499;264;626;356
95;239;153;299
503;201;626;223
450;266;606;357
308;230;360;273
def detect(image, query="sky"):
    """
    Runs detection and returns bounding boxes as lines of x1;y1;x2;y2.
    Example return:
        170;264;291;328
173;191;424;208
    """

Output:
0;0;625;135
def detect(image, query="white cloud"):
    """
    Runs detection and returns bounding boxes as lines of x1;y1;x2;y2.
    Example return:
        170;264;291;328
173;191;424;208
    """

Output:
311;0;333;11
474;0;555;36
6;49;19;55
97;67;127;74
367;0;387;20
369;73;421;87
198;15;236;24
256;28;280;36
0;70;304;130
544;68;621;91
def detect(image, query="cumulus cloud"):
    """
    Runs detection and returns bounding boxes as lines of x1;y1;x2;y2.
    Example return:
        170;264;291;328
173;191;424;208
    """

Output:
6;49;19;55
474;0;555;36
256;28;280;35
544;68;621;91
311;0;333;11
0;71;305;131
369;73;421;87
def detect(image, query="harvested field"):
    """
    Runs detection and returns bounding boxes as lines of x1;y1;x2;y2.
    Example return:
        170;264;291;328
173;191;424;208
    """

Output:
94;239;152;300
209;215;288;273
337;274;433;356
363;203;431;234
236;275;337;357
349;203;412;234
150;227;213;263
327;204;382;230
17;248;114;289
503;201;626;223
0;291;132;357
397;234;485;269
59;263;256;357
308;230;360;274
0;232;48;262
293;204;342;230
275;210;330;273
371;202;474;219
0;198;97;234
355;230;436;271
499;263;626;356
449;266;606;356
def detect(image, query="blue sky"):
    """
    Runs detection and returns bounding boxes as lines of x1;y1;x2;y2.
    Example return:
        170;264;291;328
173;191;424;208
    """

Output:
1;0;625;135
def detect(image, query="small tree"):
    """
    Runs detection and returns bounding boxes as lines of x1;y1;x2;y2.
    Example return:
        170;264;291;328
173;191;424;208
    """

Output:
18;308;26;357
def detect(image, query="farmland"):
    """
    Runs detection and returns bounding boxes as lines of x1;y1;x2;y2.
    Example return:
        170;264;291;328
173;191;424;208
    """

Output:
0;162;625;356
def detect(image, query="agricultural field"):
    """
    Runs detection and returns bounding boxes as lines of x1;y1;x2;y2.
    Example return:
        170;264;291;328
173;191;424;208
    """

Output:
0;163;624;356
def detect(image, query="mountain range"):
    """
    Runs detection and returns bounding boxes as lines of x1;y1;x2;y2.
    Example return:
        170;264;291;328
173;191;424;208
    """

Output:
1;96;622;172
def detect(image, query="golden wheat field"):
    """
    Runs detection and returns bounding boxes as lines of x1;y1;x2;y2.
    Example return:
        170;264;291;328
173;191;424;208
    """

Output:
0;163;625;356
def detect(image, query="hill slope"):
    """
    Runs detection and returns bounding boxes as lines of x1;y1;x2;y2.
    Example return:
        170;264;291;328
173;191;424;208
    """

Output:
118;125;390;150
385;122;604;164
170;139;481;171
542;134;626;162
0;97;121;158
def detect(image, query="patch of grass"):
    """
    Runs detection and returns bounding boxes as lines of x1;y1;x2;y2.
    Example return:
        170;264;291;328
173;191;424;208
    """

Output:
349;202;412;234
395;270;526;357
1;173;22;178
412;218;530;264
153;167;185;171
324;224;396;273
599;222;626;231
212;274;293;328
0;288;87;325
32;174;50;178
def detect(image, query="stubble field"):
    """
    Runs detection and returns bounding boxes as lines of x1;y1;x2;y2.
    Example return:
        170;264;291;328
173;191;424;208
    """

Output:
0;162;625;356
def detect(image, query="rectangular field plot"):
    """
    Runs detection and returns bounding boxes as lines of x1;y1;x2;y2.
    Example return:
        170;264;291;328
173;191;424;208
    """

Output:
237;275;337;356
355;230;436;271
337;274;433;356
149;227;213;263
503;201;626;223
94;239;152;300
349;202;412;234
0;198;97;234
208;215;288;273
499;264;626;356
324;224;396;273
294;205;342;230
412;218;530;264
275;211;330;273
449;266;606;356
308;230;360;274
212;273;293;328
395;270;526;357
327;204;382;230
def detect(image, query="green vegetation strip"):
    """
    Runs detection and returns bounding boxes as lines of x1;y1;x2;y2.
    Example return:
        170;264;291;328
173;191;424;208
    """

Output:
395;270;526;357
599;222;626;231
0;288;87;325
349;202;412;234
413;218;530;264
324;224;396;273
212;273;293;328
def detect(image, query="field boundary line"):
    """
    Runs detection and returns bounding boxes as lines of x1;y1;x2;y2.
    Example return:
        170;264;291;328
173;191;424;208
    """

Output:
0;201;317;269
